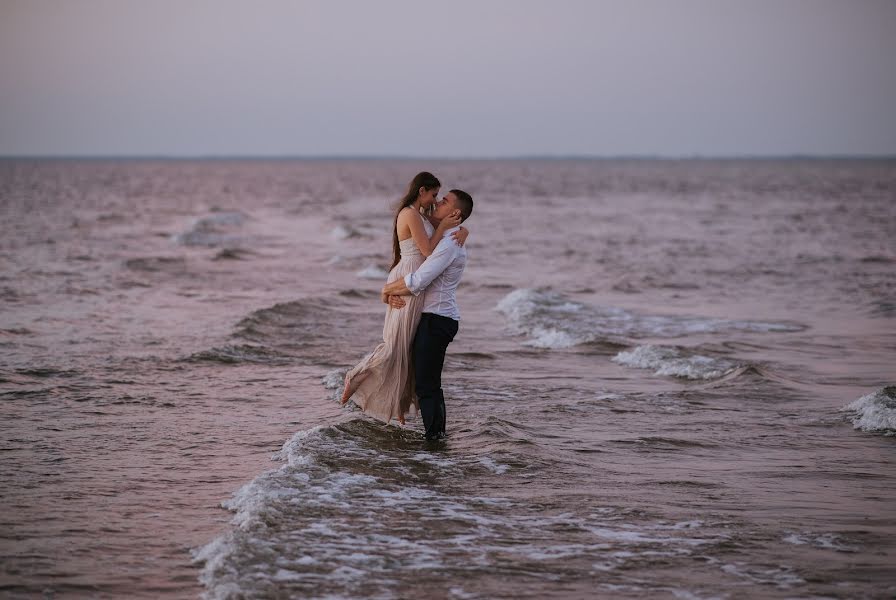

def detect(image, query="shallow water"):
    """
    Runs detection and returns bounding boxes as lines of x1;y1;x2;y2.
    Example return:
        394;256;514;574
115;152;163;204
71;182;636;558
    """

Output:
1;159;894;599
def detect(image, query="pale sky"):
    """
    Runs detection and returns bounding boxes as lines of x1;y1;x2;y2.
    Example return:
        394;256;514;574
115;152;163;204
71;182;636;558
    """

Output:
1;0;895;157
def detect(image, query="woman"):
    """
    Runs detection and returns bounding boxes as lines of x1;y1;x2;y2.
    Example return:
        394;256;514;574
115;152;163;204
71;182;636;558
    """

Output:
341;172;467;425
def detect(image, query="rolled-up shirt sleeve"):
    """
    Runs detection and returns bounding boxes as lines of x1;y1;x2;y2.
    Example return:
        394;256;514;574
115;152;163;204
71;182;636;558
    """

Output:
404;236;457;295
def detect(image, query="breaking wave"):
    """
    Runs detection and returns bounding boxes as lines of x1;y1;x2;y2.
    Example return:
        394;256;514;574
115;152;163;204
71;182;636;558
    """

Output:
495;289;804;348
843;386;896;435
612;345;741;380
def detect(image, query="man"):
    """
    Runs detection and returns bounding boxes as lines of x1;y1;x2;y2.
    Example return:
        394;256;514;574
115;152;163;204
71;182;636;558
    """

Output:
381;189;474;441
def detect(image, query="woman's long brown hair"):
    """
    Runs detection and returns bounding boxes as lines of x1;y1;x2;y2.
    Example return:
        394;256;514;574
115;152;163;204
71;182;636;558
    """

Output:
390;172;440;269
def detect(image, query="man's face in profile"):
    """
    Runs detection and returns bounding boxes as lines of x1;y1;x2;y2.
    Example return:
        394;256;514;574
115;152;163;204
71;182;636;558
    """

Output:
433;192;459;221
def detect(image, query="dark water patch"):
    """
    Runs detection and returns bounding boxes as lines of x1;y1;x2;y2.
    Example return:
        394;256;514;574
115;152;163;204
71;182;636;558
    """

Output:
451;351;497;360
654;480;721;489
124;256;187;273
101;395;167;407
584;339;637;355
0;328;33;335
612;436;720;450
50;384;103;402
185;344;292;366
62;285;100;296
96;213;126;223
0;388;53;400
480;282;515;289
116;279;153;289
611;278;642;294
860;255;895;264
870;300;896;317
212;248;255;261
338;288;378;299
0;286;22;302
15;367;80;378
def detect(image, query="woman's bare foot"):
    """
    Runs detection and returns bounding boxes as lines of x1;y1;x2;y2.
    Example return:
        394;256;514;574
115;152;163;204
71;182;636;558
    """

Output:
340;374;352;405
398;416;406;426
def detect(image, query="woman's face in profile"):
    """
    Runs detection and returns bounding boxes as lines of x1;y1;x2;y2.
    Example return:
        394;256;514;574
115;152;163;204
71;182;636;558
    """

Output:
421;187;440;207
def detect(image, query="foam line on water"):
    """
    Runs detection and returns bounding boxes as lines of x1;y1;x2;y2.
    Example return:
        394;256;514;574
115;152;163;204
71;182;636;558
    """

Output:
612;345;741;380
495;288;804;349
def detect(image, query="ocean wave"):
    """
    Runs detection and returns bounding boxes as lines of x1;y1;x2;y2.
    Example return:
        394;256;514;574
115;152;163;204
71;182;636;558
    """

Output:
495;288;804;349
612;345;740;380
842;386;896;435
186;296;380;367
234;296;379;365
173;211;249;247
186;344;290;365
192;423;501;598
194;422;730;599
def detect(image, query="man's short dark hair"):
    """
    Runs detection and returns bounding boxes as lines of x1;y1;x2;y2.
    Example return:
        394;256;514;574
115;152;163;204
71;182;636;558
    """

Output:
450;189;473;222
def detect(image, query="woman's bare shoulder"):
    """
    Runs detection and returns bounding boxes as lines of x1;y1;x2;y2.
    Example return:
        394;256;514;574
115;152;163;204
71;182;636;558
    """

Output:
397;206;419;221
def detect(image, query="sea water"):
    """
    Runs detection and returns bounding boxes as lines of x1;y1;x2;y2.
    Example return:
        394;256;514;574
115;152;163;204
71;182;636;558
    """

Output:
1;159;894;598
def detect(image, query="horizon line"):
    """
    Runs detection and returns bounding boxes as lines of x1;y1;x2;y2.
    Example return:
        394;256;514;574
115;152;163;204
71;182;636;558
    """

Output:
1;153;895;161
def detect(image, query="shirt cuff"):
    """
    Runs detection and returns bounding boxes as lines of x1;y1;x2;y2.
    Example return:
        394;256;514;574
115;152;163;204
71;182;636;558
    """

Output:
404;273;423;296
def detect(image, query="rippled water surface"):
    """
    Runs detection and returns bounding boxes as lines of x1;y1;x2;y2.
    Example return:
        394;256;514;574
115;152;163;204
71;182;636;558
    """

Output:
1;159;895;599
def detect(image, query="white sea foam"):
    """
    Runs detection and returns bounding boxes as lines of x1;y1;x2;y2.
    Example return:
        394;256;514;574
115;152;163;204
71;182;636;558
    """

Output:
527;326;582;349
612;345;739;380
720;562;804;587
495;288;803;349
329;224;361;240
843;387;896;435
586;526;712;547
783;532;858;552
356;265;389;279
321;368;347;390
194;422;733;599
478;456;509;474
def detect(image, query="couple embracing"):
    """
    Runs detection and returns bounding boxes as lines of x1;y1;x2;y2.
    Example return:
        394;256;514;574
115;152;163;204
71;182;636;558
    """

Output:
341;172;474;441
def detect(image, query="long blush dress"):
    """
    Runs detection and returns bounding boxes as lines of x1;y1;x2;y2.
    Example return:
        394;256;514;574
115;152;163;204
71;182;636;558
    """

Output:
343;215;434;423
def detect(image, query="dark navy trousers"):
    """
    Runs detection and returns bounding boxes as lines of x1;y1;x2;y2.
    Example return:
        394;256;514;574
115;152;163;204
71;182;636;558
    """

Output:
413;312;458;439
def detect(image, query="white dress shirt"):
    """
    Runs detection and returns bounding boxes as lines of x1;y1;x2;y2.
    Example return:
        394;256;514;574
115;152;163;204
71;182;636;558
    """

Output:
404;226;467;321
